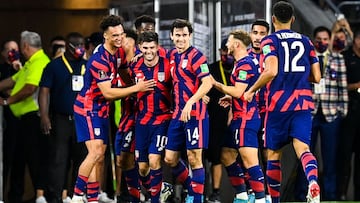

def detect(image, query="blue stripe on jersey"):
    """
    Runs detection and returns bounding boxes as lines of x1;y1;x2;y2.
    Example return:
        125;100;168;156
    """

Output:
260;29;318;112
168;47;210;120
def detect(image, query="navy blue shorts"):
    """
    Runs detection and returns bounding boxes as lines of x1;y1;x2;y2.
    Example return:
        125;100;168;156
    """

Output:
166;117;209;151
265;111;312;150
74;112;109;144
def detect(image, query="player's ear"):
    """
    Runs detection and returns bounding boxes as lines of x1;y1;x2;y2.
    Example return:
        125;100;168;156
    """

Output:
291;16;295;24
271;15;276;24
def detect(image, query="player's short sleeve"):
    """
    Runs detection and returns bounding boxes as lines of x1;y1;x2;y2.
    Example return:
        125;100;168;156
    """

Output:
261;35;277;61
89;57;111;84
232;61;253;85
118;47;128;70
191;51;210;80
306;37;319;65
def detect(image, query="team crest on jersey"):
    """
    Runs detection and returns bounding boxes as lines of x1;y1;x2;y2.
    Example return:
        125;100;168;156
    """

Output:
117;58;121;68
98;70;107;80
94;128;101;136
158;72;165;82
135;72;145;83
182;59;188;69
262;45;271;55
238;70;247;81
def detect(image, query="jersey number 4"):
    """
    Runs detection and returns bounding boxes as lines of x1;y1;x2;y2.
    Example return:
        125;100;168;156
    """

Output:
281;41;305;72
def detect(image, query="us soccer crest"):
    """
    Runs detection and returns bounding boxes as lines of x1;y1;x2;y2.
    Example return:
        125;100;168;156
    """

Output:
98;70;107;80
94;128;101;136
117;58;121;68
158;72;165;82
182;59;188;69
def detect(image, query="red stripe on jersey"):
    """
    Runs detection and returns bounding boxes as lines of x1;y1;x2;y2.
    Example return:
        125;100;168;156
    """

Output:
280;89;313;112
86;116;95;140
268;90;284;111
239;118;246;146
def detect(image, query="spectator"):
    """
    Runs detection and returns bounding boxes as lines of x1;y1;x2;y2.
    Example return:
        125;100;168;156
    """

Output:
338;28;360;201
0;30;51;203
295;25;348;201
39;32;88;203
205;38;232;203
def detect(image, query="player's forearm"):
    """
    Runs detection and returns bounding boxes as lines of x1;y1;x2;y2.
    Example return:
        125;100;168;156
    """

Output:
249;71;274;93
214;82;243;98
103;85;139;100
188;77;213;104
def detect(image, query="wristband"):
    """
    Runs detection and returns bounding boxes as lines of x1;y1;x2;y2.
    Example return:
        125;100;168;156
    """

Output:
3;99;8;106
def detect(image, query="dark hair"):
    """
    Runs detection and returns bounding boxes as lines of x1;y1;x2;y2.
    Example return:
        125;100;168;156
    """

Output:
85;32;103;49
273;1;294;23
313;26;331;38
1;39;17;52
170;19;193;34
138;31;158;45
100;15;123;32
134;15;155;29
50;35;65;44
354;29;360;39
66;32;83;41
252;19;270;33
229;30;252;47
124;28;138;42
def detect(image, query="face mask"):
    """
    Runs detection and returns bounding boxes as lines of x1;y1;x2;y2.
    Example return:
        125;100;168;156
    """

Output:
69;43;85;59
221;54;234;69
73;47;85;59
8;49;20;62
333;38;345;51
314;41;328;53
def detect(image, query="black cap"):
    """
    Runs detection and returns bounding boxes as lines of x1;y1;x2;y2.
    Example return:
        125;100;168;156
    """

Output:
220;38;228;50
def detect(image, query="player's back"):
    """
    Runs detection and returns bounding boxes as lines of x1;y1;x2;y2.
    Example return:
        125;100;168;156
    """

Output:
261;29;318;112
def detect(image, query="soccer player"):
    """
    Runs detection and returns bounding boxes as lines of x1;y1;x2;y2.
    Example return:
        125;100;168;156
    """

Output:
243;2;321;203
113;28;138;203
248;19;270;202
131;31;172;203
213;30;265;203
164;19;213;203
71;15;155;203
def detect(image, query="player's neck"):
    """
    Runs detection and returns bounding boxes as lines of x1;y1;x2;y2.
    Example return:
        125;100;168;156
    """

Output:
176;44;190;54
251;47;261;54
233;49;248;61
103;43;117;55
274;23;291;32
144;55;159;67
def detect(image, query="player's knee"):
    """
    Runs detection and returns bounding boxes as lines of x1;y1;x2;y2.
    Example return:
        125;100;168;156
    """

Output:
164;155;176;167
187;150;202;168
220;148;237;166
149;155;161;170
138;164;150;176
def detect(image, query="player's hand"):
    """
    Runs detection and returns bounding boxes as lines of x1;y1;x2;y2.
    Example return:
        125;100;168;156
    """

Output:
218;95;232;108
41;115;52;135
227;110;233;126
243;90;255;102
131;53;143;63
202;95;210;104
181;101;193;122
136;79;156;92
